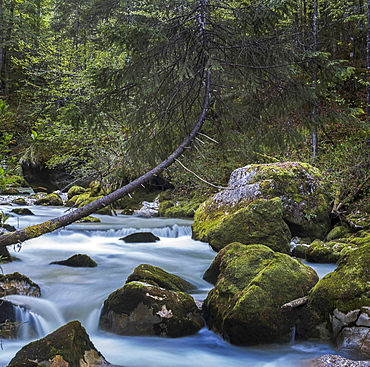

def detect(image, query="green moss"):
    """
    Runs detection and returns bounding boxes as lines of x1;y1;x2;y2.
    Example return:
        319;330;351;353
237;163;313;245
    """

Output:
77;216;101;223
207;197;291;252
192;201;227;242
160;198;203;218
126;264;194;292
11;198;27;205
326;225;351;241
67;185;86;199
34;193;63;206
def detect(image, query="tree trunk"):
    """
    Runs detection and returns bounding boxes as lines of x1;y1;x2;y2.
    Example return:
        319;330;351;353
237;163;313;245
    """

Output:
312;0;318;158
0;72;211;248
367;0;370;119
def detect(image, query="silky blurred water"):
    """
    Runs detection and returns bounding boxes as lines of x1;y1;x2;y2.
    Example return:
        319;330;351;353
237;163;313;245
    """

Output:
0;204;338;367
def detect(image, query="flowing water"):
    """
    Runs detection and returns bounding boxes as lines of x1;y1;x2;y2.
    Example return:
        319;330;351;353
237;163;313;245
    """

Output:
0;203;338;367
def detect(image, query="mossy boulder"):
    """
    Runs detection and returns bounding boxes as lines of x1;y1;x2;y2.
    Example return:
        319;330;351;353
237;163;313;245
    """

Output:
306;239;346;263
119;232;160;243
303;229;370;264
11;198;27;205
326;225;352;241
304;242;370;345
206;197;292;253
7;320;117;367
126;264;195;292
34;192;63;206
10;208;34;215
203;242;318;346
99;281;204;337
0;272;41;297
193;162;332;247
67;185;86;199
50;254;98;267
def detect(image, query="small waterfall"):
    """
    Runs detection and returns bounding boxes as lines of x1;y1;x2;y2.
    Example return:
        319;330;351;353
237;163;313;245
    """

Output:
5;295;65;339
13;305;45;340
58;224;192;239
291;324;297;343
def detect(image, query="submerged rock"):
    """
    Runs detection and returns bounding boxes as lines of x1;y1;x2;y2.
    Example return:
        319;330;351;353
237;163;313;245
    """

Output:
7;320;120;367
10;208;34;216
0;272;41;297
193;162;332;251
203;242;318;346
50;254;98;267
126;264;195;292
120;232;160;243
99;281;204;337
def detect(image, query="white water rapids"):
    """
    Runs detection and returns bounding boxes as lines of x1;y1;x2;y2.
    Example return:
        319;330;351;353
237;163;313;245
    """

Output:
0;203;338;366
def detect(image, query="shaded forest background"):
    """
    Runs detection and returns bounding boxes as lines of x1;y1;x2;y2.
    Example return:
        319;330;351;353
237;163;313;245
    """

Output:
0;0;369;219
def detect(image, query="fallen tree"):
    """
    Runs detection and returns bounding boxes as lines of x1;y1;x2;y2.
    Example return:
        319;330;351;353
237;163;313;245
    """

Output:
0;71;211;248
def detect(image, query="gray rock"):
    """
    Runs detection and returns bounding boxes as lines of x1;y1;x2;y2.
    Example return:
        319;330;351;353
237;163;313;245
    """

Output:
308;354;370;367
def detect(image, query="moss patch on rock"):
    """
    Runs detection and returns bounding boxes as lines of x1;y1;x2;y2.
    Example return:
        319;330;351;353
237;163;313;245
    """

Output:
208;197;291;252
34;193;63;206
126;264;195;292
67;185;86;199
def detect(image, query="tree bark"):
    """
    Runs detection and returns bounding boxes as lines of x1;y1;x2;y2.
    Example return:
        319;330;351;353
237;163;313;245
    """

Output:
0;70;211;248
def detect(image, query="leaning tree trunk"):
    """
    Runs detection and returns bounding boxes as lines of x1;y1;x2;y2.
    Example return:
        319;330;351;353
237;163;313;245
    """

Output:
0;71;211;248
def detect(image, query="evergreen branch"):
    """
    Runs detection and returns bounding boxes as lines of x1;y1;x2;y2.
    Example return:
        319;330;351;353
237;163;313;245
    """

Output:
175;158;227;189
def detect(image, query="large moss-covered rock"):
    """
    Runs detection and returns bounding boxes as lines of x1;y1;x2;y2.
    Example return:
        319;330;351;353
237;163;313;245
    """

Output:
304;242;370;350
7;320;118;367
126;264;195;292
0;272;41;297
99;281;204;337
203;243;318;346
206;197;291;253
193;162;332;248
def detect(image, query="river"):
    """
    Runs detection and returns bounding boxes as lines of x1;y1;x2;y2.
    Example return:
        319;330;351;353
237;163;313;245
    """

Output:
0;203;337;366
